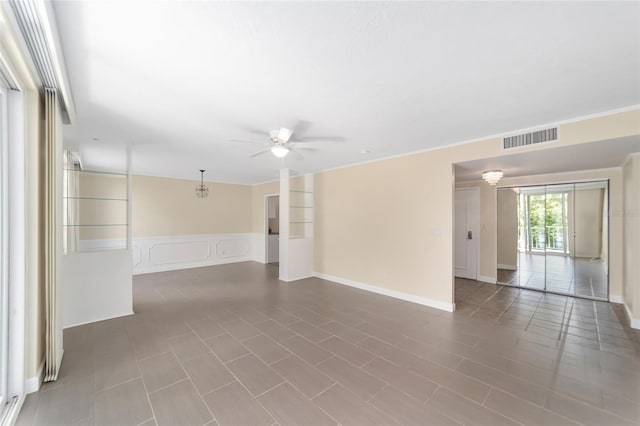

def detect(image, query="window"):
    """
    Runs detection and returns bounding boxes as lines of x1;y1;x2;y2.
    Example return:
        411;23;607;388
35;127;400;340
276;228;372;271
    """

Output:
518;191;569;255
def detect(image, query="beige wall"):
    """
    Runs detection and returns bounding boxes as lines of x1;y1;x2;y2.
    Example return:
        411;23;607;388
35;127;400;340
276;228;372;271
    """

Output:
132;175;251;237
316;109;639;308
315;155;451;301
622;154;640;319
75;172;128;240
496;189;518;268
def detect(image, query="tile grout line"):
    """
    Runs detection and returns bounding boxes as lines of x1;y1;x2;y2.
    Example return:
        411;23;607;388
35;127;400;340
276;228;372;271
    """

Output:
184;320;282;426
135;346;160;426
95;374;142;395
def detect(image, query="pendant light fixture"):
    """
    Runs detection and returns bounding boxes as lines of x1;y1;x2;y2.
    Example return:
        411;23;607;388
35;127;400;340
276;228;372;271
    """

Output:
195;169;209;198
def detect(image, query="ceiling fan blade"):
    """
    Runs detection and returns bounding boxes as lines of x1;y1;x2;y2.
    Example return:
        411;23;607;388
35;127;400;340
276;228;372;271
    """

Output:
292;136;345;143
242;127;271;137
227;139;270;146
228;139;266;145
249;148;272;157
292;146;317;152
288;147;305;160
291;120;312;136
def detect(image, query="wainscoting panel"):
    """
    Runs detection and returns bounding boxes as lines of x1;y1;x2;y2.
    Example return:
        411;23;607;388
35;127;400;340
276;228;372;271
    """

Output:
79;233;266;274
133;233;258;274
149;241;211;265
215;238;250;258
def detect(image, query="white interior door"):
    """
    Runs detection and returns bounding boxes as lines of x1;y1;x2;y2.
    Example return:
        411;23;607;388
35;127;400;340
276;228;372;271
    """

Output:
455;188;479;279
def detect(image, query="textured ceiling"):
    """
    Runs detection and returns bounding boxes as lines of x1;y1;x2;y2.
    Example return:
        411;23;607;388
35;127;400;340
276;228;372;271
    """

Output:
53;1;640;184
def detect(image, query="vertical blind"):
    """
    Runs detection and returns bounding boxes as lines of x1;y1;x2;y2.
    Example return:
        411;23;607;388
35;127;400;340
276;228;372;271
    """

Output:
43;87;60;382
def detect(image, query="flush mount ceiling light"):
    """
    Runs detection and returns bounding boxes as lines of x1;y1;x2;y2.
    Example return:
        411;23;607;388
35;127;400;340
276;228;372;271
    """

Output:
270;145;290;158
195;169;209;198
482;170;504;185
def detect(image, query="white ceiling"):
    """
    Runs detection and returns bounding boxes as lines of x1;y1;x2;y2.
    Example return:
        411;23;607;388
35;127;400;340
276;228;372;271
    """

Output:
52;1;640;184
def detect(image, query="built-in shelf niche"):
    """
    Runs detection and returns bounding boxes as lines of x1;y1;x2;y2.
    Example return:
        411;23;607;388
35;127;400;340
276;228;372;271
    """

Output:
63;167;129;252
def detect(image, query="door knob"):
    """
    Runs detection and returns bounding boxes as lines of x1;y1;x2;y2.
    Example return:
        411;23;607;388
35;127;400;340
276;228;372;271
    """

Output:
467;231;473;240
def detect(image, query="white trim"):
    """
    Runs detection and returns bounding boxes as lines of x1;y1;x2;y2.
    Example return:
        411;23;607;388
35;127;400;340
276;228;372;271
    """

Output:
24;358;44;394
621;152;640;169
313;272;455;312
64;312;133;330
477;275;497;284
130;233;256;275
0;76;8;412
134;257;253;275
7;89;25;398
0;54;21;91
497;264;517;271
623;302;640;330
609;294;623;304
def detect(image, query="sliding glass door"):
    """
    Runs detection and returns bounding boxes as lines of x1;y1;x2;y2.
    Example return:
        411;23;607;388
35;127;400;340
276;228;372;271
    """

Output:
497;181;609;301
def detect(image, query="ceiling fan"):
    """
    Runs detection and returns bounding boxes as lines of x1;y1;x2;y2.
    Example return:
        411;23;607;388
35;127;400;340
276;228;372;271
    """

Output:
228;127;324;159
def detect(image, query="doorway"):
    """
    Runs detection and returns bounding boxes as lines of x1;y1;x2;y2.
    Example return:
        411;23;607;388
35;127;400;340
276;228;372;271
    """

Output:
265;195;279;264
497;181;609;301
454;188;479;280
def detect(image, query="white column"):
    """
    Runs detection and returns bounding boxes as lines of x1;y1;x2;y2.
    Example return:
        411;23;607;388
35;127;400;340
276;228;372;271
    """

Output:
279;168;290;281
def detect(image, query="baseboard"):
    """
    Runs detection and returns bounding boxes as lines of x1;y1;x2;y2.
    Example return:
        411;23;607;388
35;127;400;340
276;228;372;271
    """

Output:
609;294;623;304
497;264;517;271
313;272;455;312
24;358;44;394
133;257;252;275
64;311;134;329
477;275;497;284
623;302;640;330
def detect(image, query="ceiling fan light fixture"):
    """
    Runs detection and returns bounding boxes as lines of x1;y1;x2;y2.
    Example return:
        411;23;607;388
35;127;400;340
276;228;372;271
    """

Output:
271;146;289;158
482;170;504;185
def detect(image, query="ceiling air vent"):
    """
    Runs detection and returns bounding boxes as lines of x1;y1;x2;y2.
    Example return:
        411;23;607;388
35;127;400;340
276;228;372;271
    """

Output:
503;127;557;149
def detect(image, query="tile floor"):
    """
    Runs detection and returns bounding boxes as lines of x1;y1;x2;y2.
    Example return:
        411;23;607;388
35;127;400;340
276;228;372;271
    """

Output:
16;263;640;426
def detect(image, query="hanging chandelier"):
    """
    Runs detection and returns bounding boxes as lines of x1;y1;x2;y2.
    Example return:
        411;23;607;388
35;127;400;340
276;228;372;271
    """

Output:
195;169;209;198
